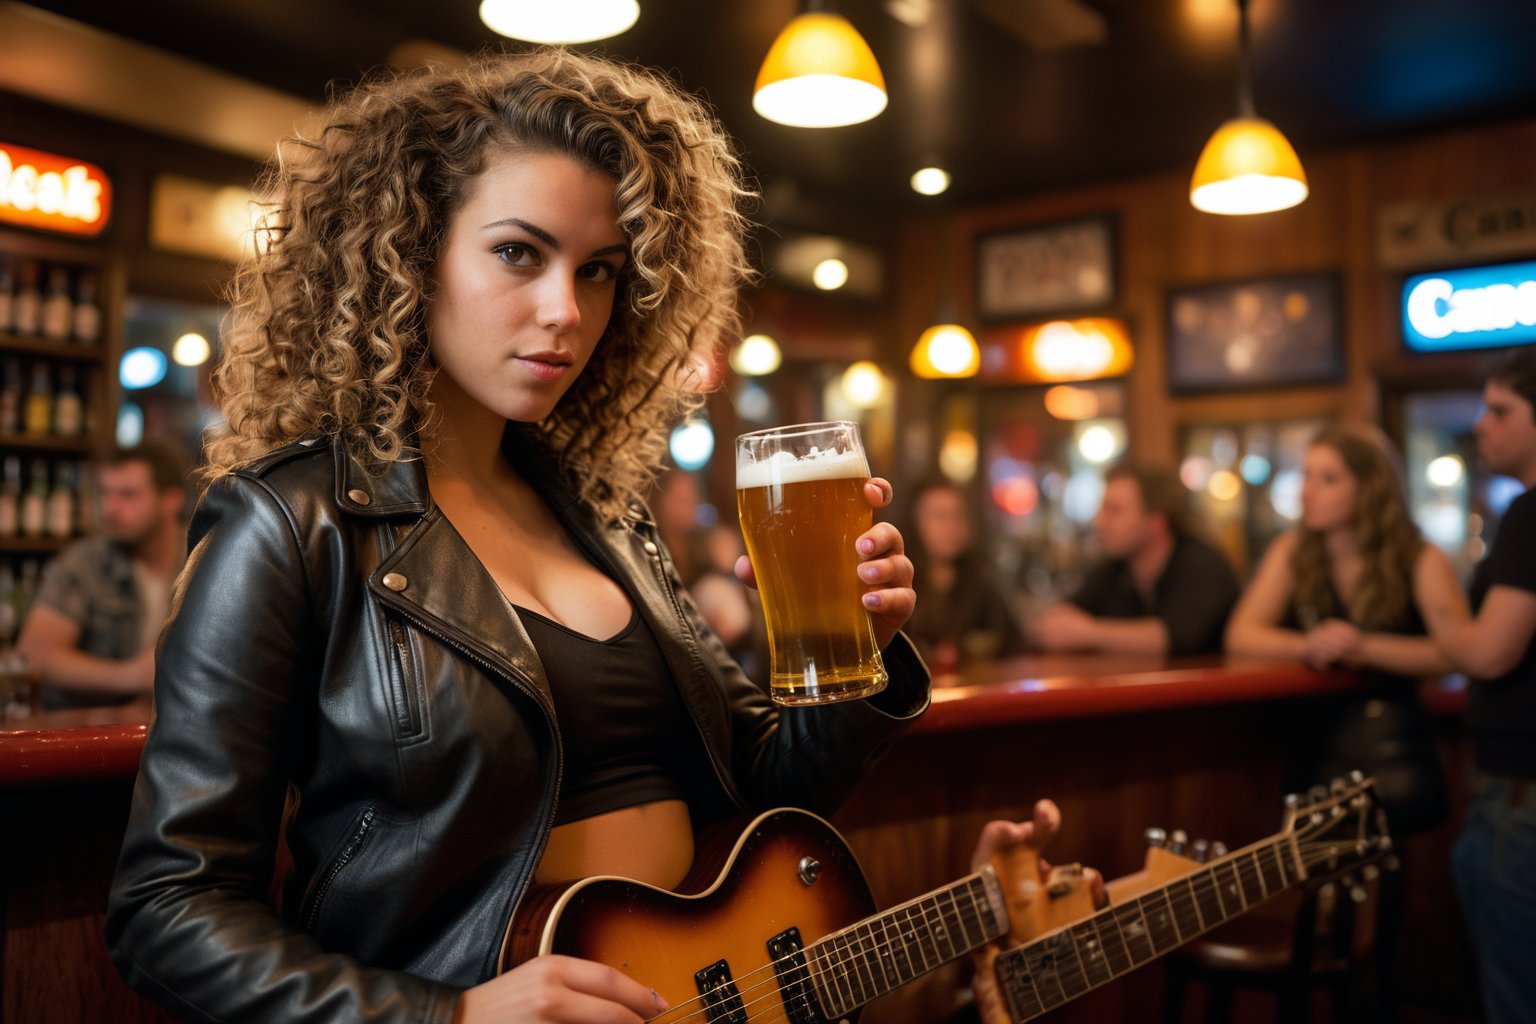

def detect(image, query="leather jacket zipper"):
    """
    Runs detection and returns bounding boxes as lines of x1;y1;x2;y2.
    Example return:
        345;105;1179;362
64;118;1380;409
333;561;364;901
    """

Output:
378;598;563;973
385;619;423;739
305;802;377;932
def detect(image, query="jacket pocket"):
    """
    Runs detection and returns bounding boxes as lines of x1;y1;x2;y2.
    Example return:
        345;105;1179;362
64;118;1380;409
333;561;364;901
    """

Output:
385;617;428;743
303;802;377;934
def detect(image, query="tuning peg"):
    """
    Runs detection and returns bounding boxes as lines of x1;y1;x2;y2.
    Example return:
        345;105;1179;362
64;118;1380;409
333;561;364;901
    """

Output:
1348;769;1365;784
1211;841;1228;858
1144;827;1167;849
1308;784;1329;803
1331;777;1349;794
1192;839;1211;863
1362;865;1381;882
1168;829;1189;855
1284;792;1302;809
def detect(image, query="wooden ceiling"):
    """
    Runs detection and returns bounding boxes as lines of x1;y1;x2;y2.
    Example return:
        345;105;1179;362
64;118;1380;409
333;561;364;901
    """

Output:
15;0;1536;218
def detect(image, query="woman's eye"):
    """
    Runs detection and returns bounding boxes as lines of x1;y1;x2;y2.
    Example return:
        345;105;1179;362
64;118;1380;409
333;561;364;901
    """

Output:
495;243;538;267
578;261;620;284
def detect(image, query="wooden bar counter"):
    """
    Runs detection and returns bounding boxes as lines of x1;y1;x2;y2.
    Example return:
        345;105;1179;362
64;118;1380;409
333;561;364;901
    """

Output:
1;659;1475;1023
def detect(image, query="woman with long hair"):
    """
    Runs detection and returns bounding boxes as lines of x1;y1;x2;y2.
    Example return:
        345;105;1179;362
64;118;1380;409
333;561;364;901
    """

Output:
902;475;1027;672
1226;422;1467;832
106;50;927;1024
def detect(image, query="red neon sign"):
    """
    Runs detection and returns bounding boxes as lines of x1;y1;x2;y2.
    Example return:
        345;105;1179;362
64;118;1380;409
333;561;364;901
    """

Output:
0;141;111;237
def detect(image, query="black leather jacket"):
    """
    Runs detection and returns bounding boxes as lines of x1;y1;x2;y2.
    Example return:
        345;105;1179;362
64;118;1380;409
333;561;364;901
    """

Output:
106;433;930;1024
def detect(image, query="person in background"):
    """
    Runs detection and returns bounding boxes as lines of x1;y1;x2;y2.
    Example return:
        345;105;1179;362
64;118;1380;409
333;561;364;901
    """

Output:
683;521;767;683
16;441;189;709
1424;349;1536;1024
1030;462;1238;656
1225;423;1464;831
106;50;925;1024
903;475;1027;672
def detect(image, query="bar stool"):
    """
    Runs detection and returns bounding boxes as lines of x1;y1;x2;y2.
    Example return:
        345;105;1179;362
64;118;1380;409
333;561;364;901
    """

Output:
1160;873;1385;1024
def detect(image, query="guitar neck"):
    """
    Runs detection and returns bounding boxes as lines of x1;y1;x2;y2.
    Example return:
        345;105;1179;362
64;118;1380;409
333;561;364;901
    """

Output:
808;867;1008;1019
994;833;1299;1022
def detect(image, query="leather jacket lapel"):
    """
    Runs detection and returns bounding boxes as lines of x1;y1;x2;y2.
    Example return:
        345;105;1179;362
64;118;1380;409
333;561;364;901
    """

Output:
368;507;554;712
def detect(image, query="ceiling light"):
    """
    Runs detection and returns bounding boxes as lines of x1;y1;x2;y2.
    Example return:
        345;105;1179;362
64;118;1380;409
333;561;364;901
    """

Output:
478;0;639;44
1189;0;1306;215
812;257;849;290
754;9;888;128
910;166;951;196
172;332;211;366
910;323;980;379
840;361;890;408
730;334;783;376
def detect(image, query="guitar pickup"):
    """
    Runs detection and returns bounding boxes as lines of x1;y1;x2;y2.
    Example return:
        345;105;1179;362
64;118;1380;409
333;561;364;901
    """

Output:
768;927;827;1024
694;959;747;1024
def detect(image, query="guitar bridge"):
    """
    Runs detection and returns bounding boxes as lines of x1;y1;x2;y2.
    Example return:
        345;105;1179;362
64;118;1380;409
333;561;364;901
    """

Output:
768;927;827;1024
694;959;747;1024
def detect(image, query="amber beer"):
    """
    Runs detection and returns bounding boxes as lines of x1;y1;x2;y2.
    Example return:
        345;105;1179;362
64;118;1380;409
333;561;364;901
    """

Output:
736;422;888;705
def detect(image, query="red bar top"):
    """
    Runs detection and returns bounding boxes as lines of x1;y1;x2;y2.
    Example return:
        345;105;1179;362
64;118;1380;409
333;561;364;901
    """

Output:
0;662;1468;785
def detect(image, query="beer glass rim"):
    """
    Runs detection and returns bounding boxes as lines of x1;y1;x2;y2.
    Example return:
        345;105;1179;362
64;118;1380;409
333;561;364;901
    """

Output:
735;420;860;443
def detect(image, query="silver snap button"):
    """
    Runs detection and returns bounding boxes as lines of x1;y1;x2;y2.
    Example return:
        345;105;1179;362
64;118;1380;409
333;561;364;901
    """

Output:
381;572;408;592
347;488;371;506
643;541;658;555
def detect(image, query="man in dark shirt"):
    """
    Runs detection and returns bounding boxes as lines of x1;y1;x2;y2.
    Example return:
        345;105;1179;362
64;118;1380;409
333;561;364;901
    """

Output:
1429;349;1536;1024
1030;462;1239;656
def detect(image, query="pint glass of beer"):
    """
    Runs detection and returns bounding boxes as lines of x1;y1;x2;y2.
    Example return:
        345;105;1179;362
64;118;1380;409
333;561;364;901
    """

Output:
736;421;888;706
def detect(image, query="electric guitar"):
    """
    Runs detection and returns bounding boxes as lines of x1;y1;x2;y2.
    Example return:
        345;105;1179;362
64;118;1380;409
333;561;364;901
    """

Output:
501;776;1390;1024
980;773;1392;1022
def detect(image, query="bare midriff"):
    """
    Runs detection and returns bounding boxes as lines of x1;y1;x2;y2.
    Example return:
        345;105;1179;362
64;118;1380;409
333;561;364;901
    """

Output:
534;798;696;889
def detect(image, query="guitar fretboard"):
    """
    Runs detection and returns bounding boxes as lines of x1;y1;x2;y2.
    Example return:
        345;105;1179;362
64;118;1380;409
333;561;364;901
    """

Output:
996;836;1296;1022
809;870;1006;1019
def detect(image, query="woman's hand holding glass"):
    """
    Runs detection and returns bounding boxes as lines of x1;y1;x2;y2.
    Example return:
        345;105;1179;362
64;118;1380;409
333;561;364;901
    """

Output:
733;476;916;652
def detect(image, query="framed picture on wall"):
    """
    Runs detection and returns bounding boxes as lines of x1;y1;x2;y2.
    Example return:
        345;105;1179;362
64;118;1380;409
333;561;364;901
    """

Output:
1166;272;1343;393
974;213;1117;321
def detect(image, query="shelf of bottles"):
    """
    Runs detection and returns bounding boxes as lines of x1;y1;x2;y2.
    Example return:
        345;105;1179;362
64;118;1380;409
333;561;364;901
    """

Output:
0;248;106;646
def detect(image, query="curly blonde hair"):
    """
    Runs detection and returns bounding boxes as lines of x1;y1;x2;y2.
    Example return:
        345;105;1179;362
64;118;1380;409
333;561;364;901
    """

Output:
1291;424;1423;631
206;48;752;519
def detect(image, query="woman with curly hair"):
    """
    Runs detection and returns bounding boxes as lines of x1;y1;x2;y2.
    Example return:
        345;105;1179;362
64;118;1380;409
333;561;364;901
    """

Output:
106;50;927;1024
1225;422;1467;833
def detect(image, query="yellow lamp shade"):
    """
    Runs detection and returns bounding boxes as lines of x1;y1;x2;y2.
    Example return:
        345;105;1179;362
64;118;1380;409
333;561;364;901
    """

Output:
910;323;980;379
754;12;888;128
1190;116;1309;215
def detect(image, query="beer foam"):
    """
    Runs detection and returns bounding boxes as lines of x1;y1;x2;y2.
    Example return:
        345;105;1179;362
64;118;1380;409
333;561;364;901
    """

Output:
737;447;870;489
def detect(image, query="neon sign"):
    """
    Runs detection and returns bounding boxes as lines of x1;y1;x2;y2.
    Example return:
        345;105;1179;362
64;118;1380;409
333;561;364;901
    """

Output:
0;141;111;236
1403;259;1536;352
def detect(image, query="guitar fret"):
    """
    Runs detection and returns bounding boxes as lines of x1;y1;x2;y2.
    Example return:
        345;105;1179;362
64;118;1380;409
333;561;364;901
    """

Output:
1211;859;1243;917
1119;900;1157;964
1070;919;1114;989
1190;869;1224;933
877;916;902;992
1097;907;1135;976
1173;878;1203;937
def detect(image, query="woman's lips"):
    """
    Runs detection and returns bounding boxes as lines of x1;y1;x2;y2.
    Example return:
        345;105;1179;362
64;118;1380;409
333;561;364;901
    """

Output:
514;354;574;382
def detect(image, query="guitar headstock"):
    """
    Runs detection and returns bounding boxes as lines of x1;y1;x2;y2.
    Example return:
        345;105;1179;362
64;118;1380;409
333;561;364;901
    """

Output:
1280;772;1394;882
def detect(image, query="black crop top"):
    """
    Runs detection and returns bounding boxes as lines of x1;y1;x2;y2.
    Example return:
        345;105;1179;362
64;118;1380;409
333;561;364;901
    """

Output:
516;603;696;826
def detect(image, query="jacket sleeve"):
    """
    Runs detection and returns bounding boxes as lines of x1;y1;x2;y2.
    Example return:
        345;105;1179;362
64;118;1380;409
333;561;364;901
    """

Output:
105;474;461;1024
655;532;930;816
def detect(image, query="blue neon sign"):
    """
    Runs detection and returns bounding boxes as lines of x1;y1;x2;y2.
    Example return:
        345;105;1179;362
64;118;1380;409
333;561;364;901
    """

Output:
1402;259;1536;352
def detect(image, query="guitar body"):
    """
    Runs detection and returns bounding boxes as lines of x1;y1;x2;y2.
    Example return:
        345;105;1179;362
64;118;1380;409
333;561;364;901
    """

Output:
503;808;877;1021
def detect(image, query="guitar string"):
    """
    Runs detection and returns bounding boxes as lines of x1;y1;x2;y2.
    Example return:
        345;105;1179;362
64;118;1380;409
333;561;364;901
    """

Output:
642;895;997;1024
647;897;996;1024
639;824;1373;1024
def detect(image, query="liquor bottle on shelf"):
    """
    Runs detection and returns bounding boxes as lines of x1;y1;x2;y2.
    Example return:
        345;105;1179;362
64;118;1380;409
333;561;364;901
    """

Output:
20;458;47;538
0;456;19;537
73;270;101;345
46;461;75;539
23;362;52;437
0;562;15;646
41;266;72;341
0;357;20;435
0;255;14;333
53;365;83;437
12;260;41;337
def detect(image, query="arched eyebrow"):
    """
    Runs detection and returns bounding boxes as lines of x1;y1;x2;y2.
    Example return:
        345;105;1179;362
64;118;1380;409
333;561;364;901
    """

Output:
481;218;627;258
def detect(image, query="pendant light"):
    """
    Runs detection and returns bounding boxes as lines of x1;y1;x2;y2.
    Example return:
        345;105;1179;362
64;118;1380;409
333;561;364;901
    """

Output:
909;218;979;379
1189;0;1307;215
478;0;639;44
754;1;887;128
